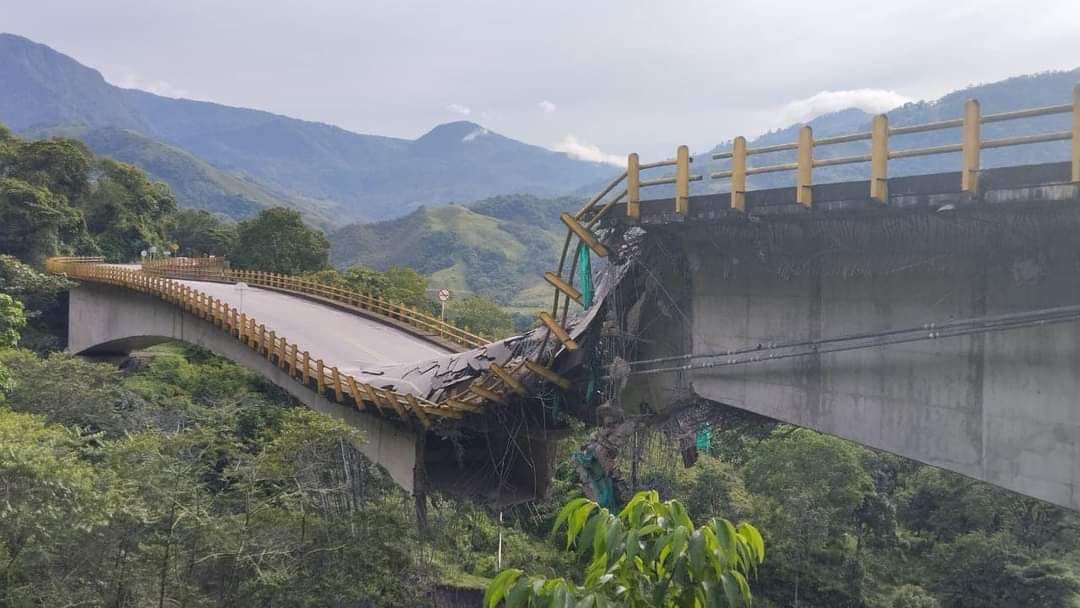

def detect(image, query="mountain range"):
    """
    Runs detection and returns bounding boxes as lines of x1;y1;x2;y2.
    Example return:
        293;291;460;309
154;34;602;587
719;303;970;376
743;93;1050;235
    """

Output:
0;32;615;224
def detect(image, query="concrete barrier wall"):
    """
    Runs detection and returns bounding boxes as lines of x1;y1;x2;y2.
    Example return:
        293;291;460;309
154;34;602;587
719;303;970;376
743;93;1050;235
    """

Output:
69;283;419;492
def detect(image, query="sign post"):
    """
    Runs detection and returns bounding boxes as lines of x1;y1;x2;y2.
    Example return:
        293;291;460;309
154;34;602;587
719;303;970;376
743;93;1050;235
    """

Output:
437;288;451;322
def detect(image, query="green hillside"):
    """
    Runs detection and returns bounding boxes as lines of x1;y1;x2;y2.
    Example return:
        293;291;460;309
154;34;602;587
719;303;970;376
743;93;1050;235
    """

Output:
32;126;337;226
329;194;577;310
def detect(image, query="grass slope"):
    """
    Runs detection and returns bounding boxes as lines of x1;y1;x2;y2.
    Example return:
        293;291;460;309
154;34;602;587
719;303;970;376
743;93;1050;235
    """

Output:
329;194;576;309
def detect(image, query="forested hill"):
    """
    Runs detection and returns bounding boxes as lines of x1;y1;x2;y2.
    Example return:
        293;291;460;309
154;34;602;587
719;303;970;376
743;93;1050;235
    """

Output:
329;194;576;311
0;33;616;223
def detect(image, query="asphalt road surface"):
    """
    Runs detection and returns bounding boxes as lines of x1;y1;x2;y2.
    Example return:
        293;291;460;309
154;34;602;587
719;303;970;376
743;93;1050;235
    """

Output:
179;279;453;391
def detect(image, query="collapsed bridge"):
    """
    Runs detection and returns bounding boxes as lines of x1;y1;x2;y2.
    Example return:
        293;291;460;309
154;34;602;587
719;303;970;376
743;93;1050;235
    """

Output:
51;84;1080;511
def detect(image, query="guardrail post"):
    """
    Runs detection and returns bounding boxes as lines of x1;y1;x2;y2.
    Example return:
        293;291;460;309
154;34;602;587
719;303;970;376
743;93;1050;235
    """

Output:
267;330;275;361
627;153;640;220
962;99;981;194
302;351;311;385
731;136;747;212
675;145;690;215
316;360;325;393
796;126;813;207
332;367;343;401
870;114;889;203
1072;84;1079;182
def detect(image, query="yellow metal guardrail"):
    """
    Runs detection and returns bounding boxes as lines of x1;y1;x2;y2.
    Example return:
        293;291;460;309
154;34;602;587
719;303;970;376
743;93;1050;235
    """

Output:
140;258;488;350
617;84;1080;217
46;257;466;428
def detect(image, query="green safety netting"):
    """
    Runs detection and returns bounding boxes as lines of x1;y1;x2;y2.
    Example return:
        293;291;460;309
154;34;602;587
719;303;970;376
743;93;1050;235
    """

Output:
695;423;712;452
572;449;616;510
576;243;593;308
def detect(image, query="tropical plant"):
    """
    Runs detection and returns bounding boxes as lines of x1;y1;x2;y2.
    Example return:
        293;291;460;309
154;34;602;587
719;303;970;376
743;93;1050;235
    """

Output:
485;490;764;607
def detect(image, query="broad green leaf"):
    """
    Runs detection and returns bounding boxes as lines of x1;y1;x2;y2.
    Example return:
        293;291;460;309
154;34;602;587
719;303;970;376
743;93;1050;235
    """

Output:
484;568;522;608
720;572;742;608
689;529;707;579
592;512;609;558
733;570;752;603
585;551;609;587
625;528;641;564
579;513;601;557
712;518;738;568
554;497;591;534
736;522;765;564
568;501;598;548
507;578;533;608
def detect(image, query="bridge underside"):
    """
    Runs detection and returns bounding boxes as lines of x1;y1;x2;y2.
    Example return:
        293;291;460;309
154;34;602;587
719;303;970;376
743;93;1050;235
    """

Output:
615;167;1080;510
69;284;557;503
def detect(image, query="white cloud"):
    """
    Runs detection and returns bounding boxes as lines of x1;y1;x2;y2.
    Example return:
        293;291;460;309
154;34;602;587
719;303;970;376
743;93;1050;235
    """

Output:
109;69;191;98
446;103;471;116
538;99;557;114
462;127;488;142
554;135;623;166
779;89;912;125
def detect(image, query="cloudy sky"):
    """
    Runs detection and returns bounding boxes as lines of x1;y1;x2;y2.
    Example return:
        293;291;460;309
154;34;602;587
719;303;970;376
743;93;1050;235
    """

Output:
6;0;1080;161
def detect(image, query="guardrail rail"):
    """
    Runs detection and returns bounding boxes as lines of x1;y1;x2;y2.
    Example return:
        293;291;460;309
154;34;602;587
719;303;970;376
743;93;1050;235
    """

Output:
47;257;466;428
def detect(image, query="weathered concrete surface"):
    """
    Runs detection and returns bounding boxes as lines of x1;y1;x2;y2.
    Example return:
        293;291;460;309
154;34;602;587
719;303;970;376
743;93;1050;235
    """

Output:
69;283;419;492
682;258;1080;510
617;175;1080;510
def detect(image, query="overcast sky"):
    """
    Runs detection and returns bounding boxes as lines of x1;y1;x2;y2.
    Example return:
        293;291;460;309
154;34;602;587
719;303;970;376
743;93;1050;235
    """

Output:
6;0;1080;161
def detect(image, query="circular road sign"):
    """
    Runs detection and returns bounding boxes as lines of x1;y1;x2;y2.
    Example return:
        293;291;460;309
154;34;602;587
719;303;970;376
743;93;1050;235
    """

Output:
437;288;452;302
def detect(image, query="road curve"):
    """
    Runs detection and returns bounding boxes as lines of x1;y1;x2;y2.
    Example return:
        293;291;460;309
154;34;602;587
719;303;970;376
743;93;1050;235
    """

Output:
177;279;456;393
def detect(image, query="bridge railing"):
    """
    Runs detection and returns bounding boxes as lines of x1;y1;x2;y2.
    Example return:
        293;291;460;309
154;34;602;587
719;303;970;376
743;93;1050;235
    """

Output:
47;257;467;427
139;258;489;350
612;83;1080;217
142;256;227;274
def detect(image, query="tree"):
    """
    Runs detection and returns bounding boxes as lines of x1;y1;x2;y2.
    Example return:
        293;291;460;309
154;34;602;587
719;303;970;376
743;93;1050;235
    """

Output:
890;585;940;608
0;292;25;348
0;176;88;264
169;208;237;257
485;491;765;607
930;531;1080;607
0;292;25;397
84;159;177;261
230;207;329;274
383;266;430;309
0;254;74;352
448;295;514;339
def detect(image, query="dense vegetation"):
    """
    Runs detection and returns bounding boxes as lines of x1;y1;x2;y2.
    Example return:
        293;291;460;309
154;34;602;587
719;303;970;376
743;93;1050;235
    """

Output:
329;194;576;312
0;124;175;265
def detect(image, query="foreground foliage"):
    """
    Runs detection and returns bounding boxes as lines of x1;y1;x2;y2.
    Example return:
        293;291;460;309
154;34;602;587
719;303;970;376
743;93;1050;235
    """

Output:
486;491;764;607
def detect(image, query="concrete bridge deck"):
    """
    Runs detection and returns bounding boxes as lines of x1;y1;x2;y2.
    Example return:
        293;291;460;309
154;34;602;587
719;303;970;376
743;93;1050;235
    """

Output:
173;279;451;391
